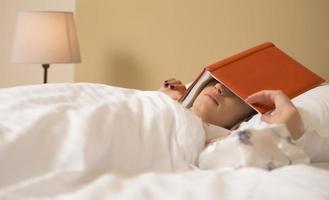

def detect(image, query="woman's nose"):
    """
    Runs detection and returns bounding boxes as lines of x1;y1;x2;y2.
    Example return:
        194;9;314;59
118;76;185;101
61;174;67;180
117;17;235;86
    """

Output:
214;83;224;95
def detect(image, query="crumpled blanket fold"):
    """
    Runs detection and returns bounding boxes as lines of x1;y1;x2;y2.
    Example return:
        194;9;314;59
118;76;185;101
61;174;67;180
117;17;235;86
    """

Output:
0;83;205;191
199;124;310;170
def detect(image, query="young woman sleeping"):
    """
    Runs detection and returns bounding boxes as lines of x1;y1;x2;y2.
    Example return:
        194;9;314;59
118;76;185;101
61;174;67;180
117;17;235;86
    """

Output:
159;78;329;169
0;79;328;191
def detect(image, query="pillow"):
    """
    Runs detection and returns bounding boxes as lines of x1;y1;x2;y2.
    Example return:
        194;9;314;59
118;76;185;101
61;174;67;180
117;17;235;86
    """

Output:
243;84;329;132
292;83;329;130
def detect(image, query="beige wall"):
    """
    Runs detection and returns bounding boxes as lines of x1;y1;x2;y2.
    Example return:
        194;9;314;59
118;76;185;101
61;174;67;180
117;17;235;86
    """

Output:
0;0;76;88
76;0;329;90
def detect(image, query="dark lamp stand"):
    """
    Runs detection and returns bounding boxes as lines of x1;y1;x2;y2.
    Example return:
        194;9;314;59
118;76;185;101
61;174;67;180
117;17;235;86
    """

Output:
42;64;50;84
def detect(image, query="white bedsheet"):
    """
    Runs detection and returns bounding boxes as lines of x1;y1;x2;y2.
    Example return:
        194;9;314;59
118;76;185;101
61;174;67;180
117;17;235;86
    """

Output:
0;83;204;192
0;83;329;200
1;164;329;200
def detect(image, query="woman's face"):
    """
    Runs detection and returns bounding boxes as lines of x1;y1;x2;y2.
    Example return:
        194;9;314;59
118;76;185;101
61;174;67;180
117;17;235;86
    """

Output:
191;79;253;128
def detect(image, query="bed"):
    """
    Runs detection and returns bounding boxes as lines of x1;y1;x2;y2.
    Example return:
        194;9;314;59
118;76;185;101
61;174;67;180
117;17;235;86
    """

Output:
0;83;329;200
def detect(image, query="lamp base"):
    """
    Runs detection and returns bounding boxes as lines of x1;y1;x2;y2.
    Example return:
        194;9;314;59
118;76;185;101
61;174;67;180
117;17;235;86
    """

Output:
42;64;50;84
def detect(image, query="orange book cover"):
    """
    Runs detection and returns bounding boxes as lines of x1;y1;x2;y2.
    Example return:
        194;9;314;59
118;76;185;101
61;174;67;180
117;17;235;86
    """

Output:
180;42;325;113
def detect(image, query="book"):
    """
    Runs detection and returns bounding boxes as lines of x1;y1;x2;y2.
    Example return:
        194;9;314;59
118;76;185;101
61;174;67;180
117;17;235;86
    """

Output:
179;42;325;113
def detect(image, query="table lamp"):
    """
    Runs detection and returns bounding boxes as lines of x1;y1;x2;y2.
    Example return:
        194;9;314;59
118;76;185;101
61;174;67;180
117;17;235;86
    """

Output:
11;11;81;83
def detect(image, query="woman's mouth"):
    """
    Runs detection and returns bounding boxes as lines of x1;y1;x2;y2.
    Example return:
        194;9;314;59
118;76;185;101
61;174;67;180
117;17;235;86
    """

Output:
204;94;219;106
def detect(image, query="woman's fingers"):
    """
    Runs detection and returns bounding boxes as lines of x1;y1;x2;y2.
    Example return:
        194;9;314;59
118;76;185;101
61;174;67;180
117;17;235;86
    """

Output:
159;78;187;101
260;111;278;123
246;90;304;140
163;79;185;92
164;78;175;82
245;90;274;104
246;90;293;108
167;84;186;91
164;79;182;86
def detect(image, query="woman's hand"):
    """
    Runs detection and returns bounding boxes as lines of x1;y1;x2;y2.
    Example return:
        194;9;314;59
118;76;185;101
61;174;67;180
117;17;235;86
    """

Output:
245;90;304;140
158;78;187;101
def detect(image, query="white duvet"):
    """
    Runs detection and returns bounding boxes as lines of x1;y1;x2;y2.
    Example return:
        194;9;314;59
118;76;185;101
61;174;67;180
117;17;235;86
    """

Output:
1;83;329;200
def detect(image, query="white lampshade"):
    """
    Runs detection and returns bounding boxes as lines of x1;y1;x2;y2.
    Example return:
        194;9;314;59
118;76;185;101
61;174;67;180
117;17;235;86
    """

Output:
11;11;81;64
